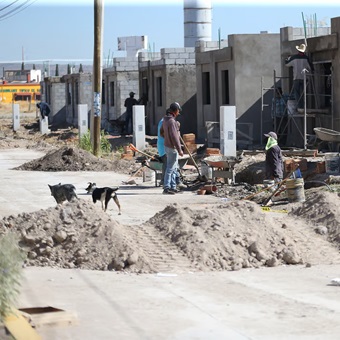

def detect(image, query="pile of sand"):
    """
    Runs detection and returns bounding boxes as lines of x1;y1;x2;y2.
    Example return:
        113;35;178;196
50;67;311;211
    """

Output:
13;146;137;174
1;191;340;273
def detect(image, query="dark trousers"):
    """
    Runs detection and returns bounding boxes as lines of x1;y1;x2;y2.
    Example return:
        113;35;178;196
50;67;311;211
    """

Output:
125;112;132;134
293;79;305;109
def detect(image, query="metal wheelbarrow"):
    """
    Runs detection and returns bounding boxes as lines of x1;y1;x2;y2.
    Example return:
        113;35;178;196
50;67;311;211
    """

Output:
202;155;242;184
147;155;190;187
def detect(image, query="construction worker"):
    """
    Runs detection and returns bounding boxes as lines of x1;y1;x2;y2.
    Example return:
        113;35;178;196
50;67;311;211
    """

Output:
124;91;138;134
264;131;283;183
285;43;313;109
160;102;183;195
36;102;51;119
157;115;186;189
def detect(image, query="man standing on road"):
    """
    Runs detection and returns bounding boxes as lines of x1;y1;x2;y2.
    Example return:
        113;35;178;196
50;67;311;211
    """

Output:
160;102;183;195
157;115;186;189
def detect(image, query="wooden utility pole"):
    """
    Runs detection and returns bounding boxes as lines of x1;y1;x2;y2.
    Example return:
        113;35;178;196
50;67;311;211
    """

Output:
92;0;103;156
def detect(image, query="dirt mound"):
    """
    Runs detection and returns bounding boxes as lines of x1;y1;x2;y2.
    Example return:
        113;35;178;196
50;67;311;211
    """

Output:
144;200;340;271
1;191;340;273
13;146;136;173
0;200;154;273
289;190;340;245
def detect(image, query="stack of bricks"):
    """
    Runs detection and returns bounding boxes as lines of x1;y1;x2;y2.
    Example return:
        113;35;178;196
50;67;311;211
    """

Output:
284;158;308;173
183;133;197;155
205;148;221;157
121;146;134;160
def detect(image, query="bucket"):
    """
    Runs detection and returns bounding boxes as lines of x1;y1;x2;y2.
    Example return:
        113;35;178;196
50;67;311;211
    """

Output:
143;168;156;183
286;178;305;203
325;153;340;174
201;162;212;180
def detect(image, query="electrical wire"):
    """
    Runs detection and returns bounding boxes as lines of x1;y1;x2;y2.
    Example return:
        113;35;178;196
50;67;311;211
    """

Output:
0;0;36;21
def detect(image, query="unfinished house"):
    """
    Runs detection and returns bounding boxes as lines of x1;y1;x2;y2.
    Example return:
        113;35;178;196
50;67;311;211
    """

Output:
279;20;338;149
195;33;281;148
138;48;197;136
102;57;139;132
41;76;66;128
62;73;92;127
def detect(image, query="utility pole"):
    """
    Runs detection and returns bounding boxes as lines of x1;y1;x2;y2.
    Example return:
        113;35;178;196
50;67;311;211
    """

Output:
92;0;103;156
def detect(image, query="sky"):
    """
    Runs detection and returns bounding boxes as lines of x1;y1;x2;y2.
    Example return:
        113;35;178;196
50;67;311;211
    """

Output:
0;0;339;65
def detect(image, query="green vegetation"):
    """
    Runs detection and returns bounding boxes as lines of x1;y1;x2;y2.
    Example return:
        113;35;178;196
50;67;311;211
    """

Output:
79;130;112;156
0;233;26;321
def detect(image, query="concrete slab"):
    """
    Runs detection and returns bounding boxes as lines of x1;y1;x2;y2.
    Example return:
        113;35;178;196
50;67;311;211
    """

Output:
2;149;340;339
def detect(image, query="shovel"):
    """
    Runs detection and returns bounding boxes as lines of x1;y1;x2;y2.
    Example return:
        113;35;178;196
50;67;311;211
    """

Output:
261;168;298;206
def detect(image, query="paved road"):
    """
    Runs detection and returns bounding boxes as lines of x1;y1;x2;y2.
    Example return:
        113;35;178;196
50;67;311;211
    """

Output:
2;149;340;339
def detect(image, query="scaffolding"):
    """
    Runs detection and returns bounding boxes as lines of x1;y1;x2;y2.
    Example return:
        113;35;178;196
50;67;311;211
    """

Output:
262;65;333;150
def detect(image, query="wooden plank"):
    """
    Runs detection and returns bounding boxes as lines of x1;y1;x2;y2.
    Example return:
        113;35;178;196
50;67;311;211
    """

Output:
19;306;78;328
3;308;42;340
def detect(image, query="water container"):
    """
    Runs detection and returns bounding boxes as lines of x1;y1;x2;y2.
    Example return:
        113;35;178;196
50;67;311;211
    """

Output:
286;178;305;203
325;153;340;174
200;162;212;179
143;168;156;183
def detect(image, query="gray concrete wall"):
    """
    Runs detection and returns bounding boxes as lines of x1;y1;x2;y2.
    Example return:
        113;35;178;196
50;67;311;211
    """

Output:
138;48;196;135
195;34;281;145
41;77;66;129
103;57;139;124
62;73;92;127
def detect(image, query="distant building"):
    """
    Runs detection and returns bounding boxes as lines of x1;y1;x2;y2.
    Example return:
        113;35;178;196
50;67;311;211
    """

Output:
0;68;41;104
0;82;40;103
4;69;41;83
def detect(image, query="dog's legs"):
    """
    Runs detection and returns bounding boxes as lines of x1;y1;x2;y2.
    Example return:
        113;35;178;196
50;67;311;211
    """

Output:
113;195;121;215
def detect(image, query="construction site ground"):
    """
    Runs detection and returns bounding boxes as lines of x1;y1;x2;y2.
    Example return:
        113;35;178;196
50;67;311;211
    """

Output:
1;110;340;339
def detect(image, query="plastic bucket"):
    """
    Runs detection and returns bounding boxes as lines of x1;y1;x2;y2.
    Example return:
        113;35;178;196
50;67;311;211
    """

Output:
286;178;305;203
325;153;340;174
201;162;212;180
143;168;155;183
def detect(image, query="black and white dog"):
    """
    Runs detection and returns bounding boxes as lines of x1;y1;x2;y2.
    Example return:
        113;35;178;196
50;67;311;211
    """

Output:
85;182;96;194
90;183;121;215
48;183;78;204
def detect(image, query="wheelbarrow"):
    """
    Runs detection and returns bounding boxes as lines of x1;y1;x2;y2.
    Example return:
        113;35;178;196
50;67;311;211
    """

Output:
147;155;190;187
314;127;340;152
202;155;242;184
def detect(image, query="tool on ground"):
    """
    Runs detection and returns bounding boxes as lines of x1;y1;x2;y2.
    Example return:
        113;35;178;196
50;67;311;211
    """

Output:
122;165;145;184
242;182;280;201
179;135;206;182
261;168;298;206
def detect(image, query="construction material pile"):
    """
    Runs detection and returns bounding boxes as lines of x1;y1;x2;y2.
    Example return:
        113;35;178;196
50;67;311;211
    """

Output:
0;191;339;273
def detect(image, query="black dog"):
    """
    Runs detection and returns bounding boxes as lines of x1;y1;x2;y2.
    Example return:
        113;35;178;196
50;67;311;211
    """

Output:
92;186;121;215
48;183;78;204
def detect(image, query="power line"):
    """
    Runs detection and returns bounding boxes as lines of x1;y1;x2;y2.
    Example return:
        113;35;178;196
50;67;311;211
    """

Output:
0;0;36;21
0;0;19;13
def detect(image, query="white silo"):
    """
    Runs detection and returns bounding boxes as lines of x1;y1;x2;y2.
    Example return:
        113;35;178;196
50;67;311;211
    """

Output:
184;0;212;48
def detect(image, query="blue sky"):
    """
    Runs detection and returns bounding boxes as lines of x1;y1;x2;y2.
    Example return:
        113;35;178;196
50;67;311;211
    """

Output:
0;0;339;64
